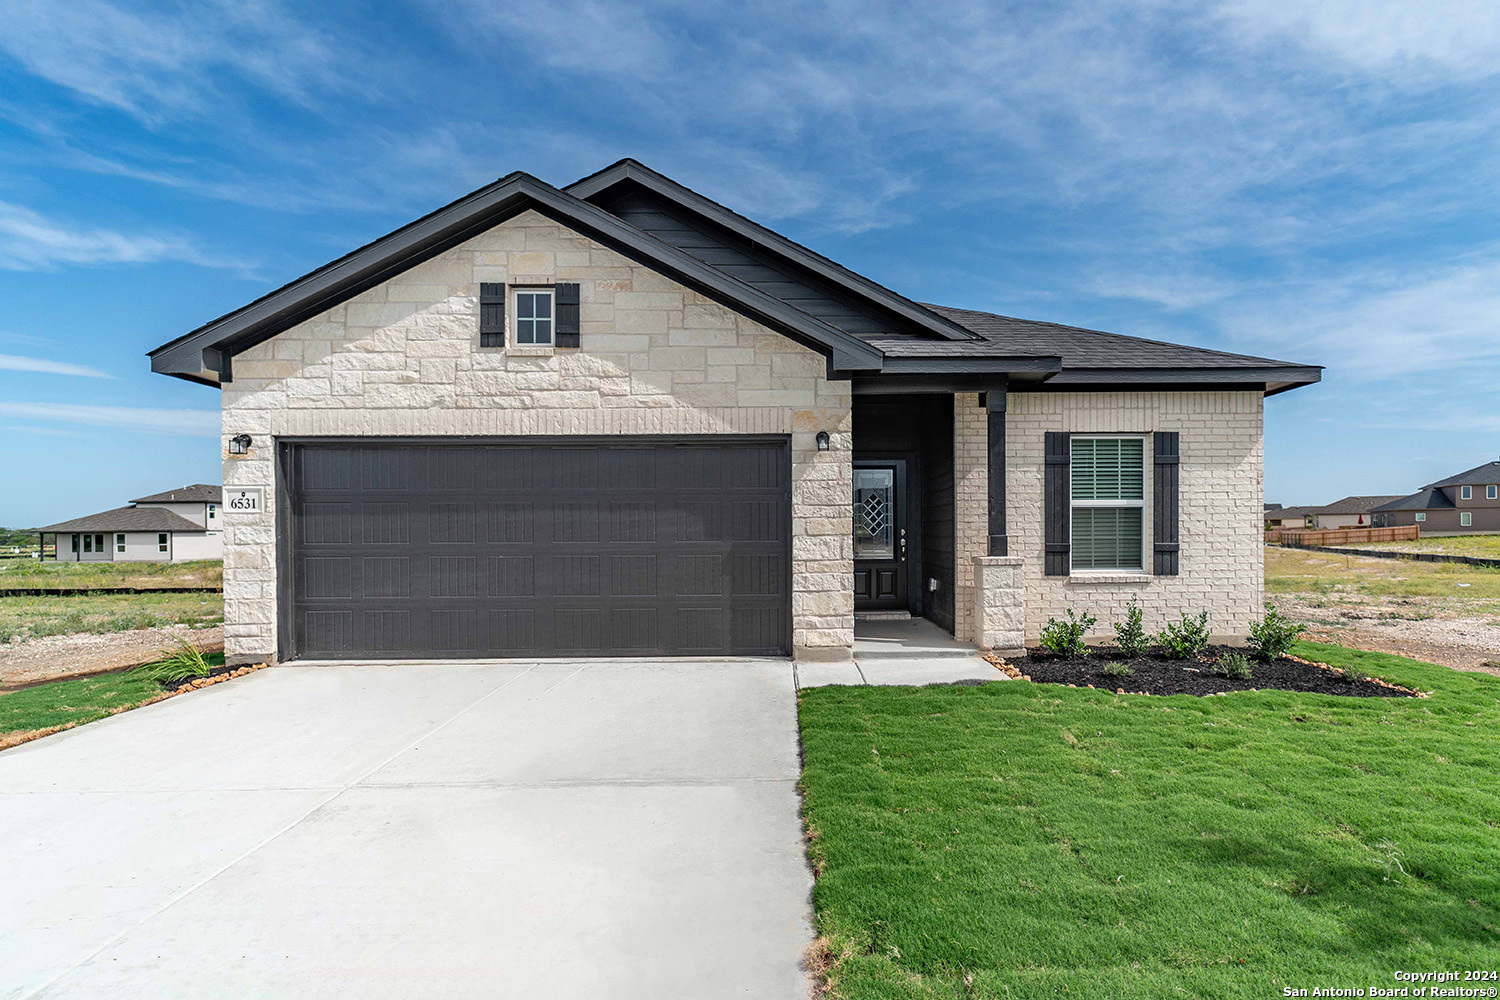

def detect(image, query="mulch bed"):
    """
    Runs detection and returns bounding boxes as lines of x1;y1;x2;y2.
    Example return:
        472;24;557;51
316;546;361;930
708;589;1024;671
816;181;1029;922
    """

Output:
986;645;1421;698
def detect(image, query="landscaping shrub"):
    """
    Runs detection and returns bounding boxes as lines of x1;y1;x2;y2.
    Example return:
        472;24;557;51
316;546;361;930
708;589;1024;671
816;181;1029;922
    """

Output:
1155;611;1210;659
1247;603;1307;661
1098;660;1135;677
1340;666;1371;684
131;637;212;687
1039;608;1096;658
1111;596;1150;657
1214;651;1253;680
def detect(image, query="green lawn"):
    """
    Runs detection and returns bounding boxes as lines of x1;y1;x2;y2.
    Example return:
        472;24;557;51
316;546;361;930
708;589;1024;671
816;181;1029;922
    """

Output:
1361;534;1500;560
798;643;1500;998
0;558;222;590
0;591;224;643
0;651;224;745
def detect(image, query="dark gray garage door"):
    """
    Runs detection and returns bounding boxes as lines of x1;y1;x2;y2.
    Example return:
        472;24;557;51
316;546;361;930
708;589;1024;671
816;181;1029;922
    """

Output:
282;438;791;659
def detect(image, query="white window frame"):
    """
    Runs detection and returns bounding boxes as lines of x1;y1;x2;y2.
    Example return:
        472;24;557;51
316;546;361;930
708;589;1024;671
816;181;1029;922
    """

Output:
1461;511;1473;527
1070;434;1148;573
511;287;555;346
1415;512;1426;522
207;503;217;523
158;533;169;554
1461;485;1472;500
1489;486;1497;500
116;533;126;553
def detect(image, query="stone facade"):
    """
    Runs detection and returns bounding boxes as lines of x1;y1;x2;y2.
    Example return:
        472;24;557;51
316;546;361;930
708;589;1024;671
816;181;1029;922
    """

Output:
972;555;1025;652
1005;390;1265;639
219;210;853;663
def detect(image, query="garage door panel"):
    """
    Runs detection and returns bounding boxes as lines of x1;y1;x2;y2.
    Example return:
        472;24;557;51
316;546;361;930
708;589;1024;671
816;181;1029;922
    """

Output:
285;439;791;659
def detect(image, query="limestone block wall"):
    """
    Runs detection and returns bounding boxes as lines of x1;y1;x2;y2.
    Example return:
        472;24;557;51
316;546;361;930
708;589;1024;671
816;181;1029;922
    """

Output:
219;209;853;662
1006;390;1265;639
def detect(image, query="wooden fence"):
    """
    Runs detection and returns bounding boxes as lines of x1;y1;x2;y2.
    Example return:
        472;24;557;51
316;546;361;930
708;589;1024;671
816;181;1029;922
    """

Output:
1266;525;1420;546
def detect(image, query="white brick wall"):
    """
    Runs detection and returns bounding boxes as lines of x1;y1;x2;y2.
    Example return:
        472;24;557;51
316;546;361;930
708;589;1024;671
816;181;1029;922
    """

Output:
1003;390;1265;639
219;210;853;662
953;393;987;641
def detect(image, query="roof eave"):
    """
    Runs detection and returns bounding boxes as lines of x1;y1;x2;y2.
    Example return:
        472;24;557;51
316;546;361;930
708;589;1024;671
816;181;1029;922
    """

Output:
1032;365;1322;395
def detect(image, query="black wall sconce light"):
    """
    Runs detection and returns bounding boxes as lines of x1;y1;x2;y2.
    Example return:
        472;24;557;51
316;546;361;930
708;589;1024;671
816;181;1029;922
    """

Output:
815;431;830;451
228;433;253;455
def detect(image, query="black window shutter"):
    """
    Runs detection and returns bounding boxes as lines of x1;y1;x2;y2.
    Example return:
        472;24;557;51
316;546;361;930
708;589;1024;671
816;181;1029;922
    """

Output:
555;282;580;348
479;283;506;347
1044;431;1071;576
1153;431;1180;575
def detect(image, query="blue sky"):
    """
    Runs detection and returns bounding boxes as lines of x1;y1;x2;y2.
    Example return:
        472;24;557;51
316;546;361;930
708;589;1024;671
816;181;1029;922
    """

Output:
1;0;1498;526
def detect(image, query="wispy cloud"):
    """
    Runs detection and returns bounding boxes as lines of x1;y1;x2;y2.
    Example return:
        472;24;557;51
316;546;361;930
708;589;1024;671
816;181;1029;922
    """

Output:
0;0;354;122
0;354;113;378
0;402;219;436
0;200;227;271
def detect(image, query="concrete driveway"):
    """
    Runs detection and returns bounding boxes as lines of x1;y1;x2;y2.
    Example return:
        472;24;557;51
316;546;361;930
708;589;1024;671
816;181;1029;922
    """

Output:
0;661;812;1000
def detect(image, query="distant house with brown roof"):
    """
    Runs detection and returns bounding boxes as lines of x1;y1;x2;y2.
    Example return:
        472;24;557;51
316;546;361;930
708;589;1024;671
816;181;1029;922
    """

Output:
38;485;223;562
1372;461;1500;533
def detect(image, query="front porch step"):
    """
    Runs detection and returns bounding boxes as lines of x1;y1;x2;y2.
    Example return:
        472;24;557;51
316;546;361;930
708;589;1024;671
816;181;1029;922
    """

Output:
854;611;911;621
852;617;982;661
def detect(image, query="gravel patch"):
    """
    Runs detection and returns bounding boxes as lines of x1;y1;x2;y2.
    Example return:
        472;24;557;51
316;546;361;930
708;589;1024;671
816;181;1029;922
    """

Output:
1276;595;1500;677
0;625;224;688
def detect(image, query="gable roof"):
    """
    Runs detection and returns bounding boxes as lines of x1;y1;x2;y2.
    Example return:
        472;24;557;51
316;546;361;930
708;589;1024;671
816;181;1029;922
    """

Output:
1428;461;1500;488
38;506;205;534
1316;495;1405;515
131;484;222;504
149;172;884;383
566;159;979;344
1373;488;1457;512
148;160;1320;396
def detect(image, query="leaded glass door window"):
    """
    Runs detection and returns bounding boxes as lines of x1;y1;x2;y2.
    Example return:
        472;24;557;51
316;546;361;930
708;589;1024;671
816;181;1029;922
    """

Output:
854;468;895;558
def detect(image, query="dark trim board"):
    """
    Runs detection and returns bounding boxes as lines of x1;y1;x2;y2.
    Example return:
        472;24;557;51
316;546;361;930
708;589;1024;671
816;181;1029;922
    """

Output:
275;435;794;662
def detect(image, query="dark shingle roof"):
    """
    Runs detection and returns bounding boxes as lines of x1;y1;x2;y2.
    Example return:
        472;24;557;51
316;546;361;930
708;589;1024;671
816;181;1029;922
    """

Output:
1427;461;1500;489
38;506;206;534
1316;495;1405;515
130;484;222;504
921;305;1300;368
1373;488;1457;512
1265;505;1322;520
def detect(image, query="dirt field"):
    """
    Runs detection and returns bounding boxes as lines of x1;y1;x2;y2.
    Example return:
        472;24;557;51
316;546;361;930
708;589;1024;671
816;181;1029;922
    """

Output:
1266;546;1500;675
1357;533;1500;560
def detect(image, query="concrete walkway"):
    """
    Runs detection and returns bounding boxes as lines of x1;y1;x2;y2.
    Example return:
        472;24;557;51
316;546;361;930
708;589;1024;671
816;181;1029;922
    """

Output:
0;661;812;1000
798;617;1007;688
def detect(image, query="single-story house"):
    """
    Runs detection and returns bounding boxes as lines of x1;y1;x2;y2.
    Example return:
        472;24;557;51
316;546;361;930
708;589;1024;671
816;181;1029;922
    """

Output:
1372;461;1500;532
38;484;223;562
1305;495;1403;530
1264;505;1319;530
147;159;1320;664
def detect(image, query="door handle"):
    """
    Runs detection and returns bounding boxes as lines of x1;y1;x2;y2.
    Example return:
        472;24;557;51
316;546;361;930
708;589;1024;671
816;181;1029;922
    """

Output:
899;528;906;561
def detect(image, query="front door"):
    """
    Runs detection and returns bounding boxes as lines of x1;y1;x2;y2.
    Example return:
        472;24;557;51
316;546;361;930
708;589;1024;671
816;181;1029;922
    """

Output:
853;461;907;611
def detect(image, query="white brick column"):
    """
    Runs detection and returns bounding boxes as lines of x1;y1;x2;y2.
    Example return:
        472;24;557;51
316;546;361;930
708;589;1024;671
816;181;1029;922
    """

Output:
954;393;987;642
973;555;1025;652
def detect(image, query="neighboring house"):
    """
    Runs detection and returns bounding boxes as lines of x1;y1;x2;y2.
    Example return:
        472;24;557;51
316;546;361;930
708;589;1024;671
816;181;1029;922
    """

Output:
1306;495;1404;530
1265;505;1319;530
147;159;1320;664
38;485;223;562
1372;461;1500;532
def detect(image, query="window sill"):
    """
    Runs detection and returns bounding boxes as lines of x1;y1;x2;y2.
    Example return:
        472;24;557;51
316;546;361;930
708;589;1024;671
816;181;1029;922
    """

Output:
1065;572;1152;585
506;345;555;357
